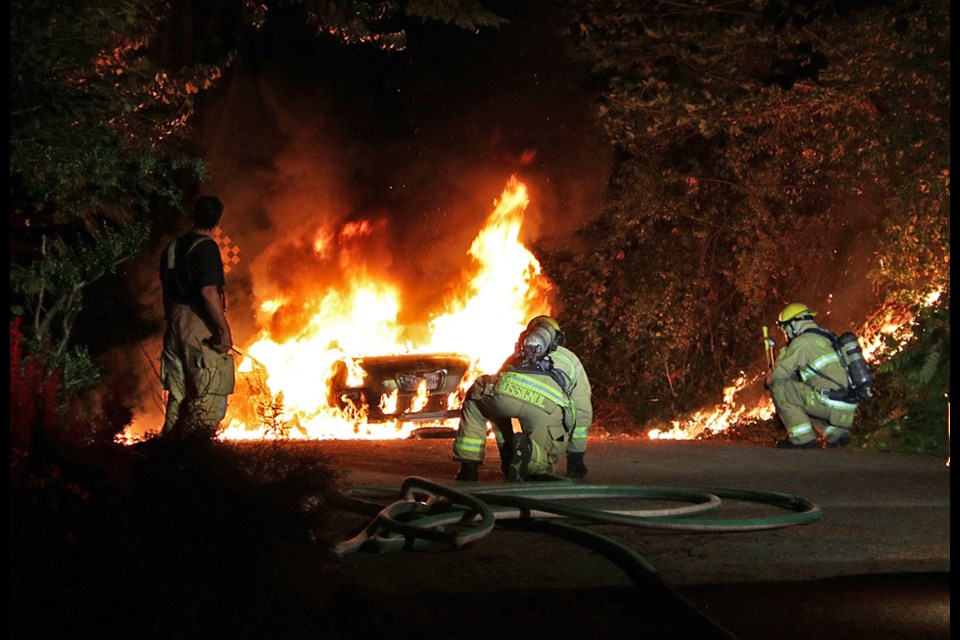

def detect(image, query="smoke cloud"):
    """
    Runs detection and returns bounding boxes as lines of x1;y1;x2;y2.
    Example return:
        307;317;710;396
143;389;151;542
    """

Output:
123;9;611;434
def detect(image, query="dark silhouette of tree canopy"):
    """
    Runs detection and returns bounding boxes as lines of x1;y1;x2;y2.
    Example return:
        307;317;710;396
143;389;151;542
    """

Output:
543;0;949;425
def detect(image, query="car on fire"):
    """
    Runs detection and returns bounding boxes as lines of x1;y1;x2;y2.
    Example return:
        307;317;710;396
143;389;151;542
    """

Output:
327;353;474;423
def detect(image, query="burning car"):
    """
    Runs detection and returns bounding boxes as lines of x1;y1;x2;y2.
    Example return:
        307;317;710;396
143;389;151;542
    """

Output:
151;176;556;442
327;352;475;423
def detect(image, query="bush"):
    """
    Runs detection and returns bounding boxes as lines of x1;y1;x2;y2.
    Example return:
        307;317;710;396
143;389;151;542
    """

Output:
854;293;950;456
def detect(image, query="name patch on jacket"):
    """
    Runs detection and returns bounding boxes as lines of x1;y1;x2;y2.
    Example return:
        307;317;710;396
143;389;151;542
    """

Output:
496;377;547;408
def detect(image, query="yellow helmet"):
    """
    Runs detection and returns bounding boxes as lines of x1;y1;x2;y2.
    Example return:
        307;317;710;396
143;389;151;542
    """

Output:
525;315;565;348
527;315;560;333
778;302;817;326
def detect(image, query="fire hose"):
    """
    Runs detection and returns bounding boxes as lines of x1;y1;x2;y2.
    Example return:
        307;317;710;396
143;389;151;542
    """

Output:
333;476;821;556
333;477;822;638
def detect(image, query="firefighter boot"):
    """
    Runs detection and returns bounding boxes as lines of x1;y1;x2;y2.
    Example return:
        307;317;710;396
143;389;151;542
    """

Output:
566;452;588;479
775;438;819;449
506;433;532;482
825;430;851;448
456;461;479;481
497;431;514;477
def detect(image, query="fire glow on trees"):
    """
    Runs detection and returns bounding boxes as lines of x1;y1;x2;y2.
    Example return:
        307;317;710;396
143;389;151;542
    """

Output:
648;289;945;441
202;175;550;441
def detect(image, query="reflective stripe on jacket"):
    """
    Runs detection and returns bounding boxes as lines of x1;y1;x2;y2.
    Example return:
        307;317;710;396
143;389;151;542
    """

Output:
550;345;593;436
770;319;849;395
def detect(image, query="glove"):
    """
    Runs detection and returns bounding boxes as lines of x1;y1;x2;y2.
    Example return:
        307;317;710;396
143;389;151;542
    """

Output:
566;452;587;479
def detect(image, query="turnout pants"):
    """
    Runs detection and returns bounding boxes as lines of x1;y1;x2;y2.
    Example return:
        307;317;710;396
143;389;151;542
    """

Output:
453;375;569;476
770;379;856;445
160;303;235;439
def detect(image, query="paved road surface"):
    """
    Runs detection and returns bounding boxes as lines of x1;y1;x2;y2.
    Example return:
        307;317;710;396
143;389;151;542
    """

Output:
309;436;950;639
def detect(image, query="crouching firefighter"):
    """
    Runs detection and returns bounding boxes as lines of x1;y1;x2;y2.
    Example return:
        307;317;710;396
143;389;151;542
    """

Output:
768;303;867;449
453;316;593;481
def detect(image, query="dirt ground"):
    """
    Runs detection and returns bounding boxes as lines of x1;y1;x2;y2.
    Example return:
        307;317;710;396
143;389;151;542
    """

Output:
304;434;950;640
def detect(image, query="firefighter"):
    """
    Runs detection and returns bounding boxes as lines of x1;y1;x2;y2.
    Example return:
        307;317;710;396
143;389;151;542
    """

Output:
453;316;593;481
158;195;235;440
768;303;856;449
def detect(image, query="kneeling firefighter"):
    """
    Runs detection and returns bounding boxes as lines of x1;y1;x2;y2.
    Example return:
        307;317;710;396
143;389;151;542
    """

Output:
453;316;593;481
768;303;863;449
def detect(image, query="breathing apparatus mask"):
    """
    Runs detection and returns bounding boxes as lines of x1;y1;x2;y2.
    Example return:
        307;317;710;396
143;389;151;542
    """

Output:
779;318;804;340
527;315;565;347
521;326;554;364
513;315;565;370
513;317;575;392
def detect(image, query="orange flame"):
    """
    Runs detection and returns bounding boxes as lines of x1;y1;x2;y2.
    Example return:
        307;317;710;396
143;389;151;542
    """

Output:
129;175;551;442
649;288;944;441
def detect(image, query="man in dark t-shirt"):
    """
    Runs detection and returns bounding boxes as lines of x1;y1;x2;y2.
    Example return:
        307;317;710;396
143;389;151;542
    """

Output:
158;195;235;439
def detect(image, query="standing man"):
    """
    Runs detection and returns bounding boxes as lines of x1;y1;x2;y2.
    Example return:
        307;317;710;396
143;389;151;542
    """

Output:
453;316;593;481
159;195;235;440
768;303;857;449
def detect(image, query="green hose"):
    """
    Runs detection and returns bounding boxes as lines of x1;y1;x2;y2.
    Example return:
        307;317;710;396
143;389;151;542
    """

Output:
333;476;822;554
333;476;817;638
333;477;496;555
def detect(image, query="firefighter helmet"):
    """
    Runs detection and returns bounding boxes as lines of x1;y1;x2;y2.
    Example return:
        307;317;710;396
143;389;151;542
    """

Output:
777;302;817;326
526;315;565;347
527;315;560;333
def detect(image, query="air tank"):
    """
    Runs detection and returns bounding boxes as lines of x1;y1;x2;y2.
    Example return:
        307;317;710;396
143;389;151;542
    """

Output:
837;332;874;399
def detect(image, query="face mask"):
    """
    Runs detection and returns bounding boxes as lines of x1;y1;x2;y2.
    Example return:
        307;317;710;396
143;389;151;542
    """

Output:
782;321;797;341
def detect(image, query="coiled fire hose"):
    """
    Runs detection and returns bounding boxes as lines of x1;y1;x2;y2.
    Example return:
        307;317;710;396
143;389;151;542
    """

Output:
333;476;821;556
333;477;822;638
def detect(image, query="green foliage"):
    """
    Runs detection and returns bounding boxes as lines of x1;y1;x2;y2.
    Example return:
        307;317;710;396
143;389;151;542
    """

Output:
10;318;61;449
11;0;224;398
406;0;510;29
49;344;102;393
547;0;950;428
10;315;135;451
297;0;507;49
10;223;151;390
10;0;216;224
856;290;950;455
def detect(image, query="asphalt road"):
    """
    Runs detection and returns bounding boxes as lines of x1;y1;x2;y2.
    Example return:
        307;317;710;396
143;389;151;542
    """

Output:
307;436;950;640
